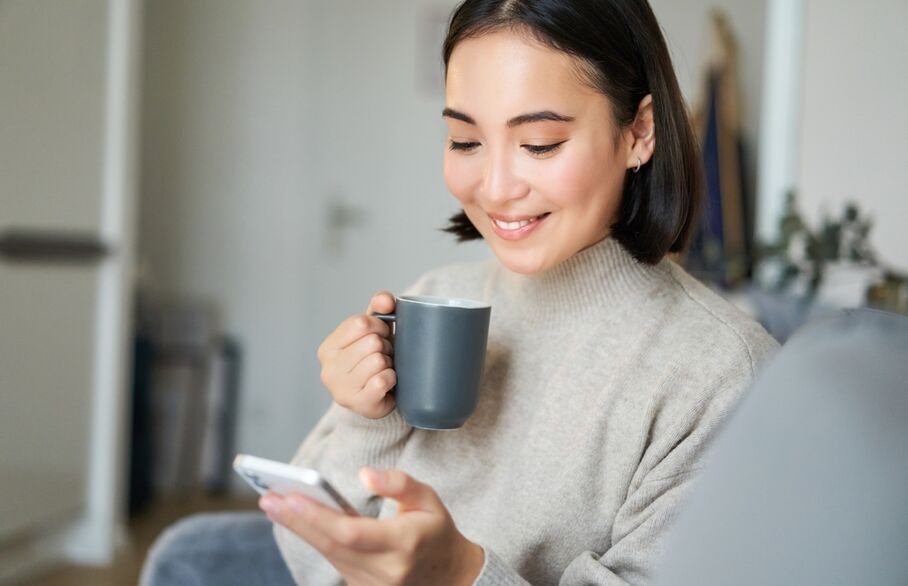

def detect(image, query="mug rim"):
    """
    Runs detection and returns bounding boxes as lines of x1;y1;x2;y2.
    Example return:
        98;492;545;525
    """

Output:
398;295;490;309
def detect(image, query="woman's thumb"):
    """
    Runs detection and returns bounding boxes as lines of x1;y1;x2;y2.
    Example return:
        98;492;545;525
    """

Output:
367;291;395;315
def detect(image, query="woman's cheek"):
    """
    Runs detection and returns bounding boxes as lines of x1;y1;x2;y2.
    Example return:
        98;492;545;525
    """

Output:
540;153;596;207
444;154;478;206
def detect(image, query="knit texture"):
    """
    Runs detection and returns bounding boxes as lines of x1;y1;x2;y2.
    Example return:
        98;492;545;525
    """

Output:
274;237;778;585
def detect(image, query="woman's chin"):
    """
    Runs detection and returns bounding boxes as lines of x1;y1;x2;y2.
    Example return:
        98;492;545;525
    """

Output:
492;248;551;275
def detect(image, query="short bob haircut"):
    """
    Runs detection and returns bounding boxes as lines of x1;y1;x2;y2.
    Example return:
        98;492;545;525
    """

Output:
441;0;702;265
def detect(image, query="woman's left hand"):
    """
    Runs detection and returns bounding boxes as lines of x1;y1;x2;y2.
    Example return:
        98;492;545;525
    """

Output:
260;468;485;586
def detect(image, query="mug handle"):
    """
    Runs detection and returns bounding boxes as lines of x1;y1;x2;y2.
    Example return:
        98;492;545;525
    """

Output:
371;312;396;323
371;312;396;335
370;312;397;395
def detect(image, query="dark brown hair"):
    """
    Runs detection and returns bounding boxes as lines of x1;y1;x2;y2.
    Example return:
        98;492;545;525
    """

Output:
441;0;702;265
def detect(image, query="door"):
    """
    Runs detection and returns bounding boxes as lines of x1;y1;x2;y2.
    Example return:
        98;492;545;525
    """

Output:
294;0;491;436
305;0;490;384
0;0;138;564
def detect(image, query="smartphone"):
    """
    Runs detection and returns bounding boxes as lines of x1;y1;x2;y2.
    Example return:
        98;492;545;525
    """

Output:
233;454;359;516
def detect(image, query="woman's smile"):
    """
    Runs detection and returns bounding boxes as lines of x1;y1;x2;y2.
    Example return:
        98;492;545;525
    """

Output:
488;212;551;240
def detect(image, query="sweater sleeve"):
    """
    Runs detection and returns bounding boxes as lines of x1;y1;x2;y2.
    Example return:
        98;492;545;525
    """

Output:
471;334;778;586
274;272;442;585
471;470;699;586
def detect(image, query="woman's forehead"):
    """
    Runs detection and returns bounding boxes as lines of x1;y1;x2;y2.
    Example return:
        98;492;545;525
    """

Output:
445;30;605;125
447;30;583;93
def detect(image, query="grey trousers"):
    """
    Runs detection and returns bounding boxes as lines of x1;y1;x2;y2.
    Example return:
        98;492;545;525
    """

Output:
140;511;297;585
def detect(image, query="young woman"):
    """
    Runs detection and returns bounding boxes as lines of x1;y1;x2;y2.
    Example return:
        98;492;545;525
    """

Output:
264;1;777;583
142;1;777;584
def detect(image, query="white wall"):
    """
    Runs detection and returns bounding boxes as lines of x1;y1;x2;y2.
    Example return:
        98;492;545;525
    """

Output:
140;0;317;460
299;0;485;394
797;0;908;271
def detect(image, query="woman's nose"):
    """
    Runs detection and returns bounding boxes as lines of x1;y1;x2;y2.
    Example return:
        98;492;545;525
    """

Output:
480;151;529;204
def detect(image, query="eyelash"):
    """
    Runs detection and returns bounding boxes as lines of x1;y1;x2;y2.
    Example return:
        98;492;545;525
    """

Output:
524;141;566;155
448;140;567;156
448;141;480;152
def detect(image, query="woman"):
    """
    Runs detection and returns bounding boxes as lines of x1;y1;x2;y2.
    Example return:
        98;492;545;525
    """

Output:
143;1;776;584
265;0;777;583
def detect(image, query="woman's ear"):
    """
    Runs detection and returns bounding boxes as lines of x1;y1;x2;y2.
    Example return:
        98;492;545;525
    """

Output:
625;94;655;171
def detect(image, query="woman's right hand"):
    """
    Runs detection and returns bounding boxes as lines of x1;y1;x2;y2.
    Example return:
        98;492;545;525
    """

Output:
317;291;397;419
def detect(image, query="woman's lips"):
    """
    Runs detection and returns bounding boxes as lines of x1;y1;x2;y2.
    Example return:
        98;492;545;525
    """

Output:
488;212;550;240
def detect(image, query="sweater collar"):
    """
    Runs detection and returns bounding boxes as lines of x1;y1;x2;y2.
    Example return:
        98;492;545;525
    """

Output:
498;237;670;321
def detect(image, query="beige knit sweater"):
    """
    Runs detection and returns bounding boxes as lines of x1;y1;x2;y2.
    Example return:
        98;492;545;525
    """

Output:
274;237;778;585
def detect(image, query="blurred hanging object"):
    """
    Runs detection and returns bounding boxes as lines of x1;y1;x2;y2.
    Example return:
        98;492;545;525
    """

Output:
687;10;751;287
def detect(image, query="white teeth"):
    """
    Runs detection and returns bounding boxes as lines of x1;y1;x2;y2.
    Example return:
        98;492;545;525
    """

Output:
492;216;541;231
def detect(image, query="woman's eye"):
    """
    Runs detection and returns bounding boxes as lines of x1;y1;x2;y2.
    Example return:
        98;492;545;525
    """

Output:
523;140;567;156
449;140;480;152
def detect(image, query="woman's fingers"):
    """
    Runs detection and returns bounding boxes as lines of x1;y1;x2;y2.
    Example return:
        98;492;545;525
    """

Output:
323;342;394;413
351;369;397;418
319;314;390;362
351;349;392;379
267;493;397;554
336;334;393;374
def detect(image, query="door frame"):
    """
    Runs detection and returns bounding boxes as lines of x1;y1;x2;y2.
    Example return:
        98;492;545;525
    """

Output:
59;0;143;565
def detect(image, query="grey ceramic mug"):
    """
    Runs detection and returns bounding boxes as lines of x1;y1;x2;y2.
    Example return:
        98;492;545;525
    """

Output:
373;295;491;430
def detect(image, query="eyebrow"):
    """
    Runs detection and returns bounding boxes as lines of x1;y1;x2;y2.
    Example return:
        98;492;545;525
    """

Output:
442;107;575;127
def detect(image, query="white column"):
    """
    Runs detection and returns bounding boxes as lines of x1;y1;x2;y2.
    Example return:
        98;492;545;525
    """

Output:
756;0;805;243
62;0;142;564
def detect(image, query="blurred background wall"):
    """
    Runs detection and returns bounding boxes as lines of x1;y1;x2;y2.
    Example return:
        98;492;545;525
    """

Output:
140;0;320;465
797;0;908;271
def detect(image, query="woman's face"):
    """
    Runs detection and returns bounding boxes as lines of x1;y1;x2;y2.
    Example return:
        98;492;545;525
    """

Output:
444;30;636;274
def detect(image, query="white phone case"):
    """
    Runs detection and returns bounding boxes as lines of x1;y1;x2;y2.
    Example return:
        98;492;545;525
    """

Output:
233;454;359;515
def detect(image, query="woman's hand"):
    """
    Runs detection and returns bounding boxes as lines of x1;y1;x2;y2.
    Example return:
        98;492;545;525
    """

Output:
318;292;398;419
261;468;485;586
